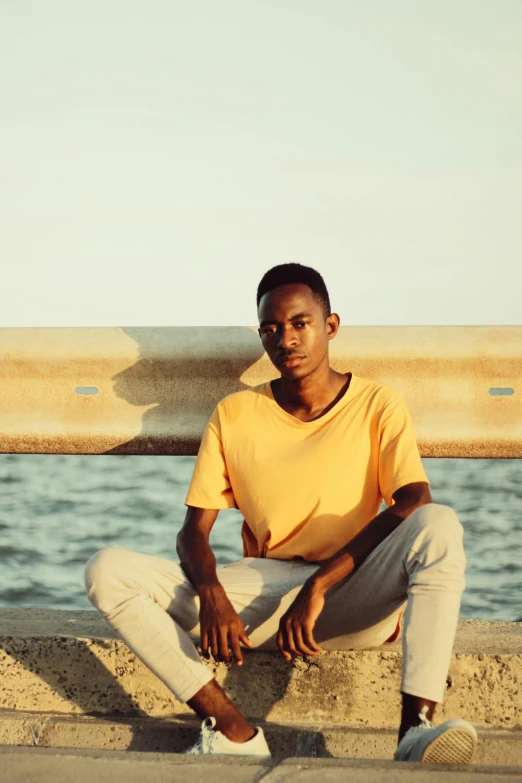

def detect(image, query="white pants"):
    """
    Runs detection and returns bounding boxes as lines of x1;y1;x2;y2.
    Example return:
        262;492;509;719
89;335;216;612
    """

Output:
85;503;465;705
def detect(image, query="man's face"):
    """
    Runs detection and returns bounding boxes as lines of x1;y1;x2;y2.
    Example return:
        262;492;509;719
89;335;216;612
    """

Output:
257;283;336;379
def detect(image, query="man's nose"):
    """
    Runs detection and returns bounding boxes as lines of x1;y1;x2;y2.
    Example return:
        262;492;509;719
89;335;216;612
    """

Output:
277;326;298;349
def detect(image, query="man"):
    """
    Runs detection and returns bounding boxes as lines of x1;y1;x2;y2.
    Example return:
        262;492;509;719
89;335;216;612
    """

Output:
85;263;477;763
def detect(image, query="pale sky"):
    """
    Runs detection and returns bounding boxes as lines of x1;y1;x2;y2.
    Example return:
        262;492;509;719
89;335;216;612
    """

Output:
2;1;521;327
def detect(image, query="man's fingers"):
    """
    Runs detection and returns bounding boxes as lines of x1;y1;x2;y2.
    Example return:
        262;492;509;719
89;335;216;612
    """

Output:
303;626;322;654
200;629;209;658
238;624;253;648
230;630;243;666
218;628;231;664
284;622;300;656
277;628;291;661
210;629;219;660
294;625;317;657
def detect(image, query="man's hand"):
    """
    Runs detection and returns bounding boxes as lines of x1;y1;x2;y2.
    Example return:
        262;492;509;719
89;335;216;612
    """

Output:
199;584;253;665
277;582;325;661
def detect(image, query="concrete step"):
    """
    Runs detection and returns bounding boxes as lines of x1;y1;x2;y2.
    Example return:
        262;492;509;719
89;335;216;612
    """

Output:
1;746;522;783
1;610;521;729
1;711;521;766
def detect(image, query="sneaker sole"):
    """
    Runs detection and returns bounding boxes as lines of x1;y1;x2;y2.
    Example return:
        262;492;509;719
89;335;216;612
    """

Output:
421;725;477;764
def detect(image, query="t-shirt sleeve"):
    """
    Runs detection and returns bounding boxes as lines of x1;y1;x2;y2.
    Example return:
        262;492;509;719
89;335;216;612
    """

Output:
378;391;429;507
184;405;237;509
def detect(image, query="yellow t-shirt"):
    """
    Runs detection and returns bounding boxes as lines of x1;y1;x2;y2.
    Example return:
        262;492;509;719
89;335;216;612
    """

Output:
185;373;429;562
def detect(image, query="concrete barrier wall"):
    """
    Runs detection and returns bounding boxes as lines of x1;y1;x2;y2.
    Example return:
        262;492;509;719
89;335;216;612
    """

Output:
1;610;520;729
1;326;521;457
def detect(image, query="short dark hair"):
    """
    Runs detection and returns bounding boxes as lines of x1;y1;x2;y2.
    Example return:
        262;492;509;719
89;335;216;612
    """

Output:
256;263;331;318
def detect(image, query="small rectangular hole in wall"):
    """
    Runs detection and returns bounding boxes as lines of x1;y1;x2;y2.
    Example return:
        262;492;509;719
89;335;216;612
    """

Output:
489;387;515;396
75;387;98;395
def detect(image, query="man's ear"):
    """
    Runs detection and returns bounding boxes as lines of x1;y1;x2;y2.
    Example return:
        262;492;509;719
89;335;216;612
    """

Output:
326;312;340;340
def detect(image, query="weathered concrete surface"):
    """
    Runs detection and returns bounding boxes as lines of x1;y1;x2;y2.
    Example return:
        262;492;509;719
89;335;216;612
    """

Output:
1;747;522;783
1;325;521;457
0;610;520;729
1;711;521;765
0;746;270;783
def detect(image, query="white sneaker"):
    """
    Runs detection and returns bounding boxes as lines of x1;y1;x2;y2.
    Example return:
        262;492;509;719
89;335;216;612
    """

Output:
184;717;271;758
395;706;477;764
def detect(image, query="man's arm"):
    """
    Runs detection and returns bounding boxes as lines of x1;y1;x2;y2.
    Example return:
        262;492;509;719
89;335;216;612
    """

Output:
310;481;431;594
276;481;432;659
177;506;252;665
177;506;221;590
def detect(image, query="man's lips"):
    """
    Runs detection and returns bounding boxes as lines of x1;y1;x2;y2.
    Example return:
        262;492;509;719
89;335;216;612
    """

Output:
279;355;305;366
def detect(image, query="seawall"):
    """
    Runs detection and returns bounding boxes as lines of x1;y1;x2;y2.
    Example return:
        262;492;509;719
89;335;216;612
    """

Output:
1;610;520;725
1;610;520;764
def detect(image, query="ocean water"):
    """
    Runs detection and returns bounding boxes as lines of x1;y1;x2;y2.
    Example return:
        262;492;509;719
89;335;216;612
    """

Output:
0;454;520;621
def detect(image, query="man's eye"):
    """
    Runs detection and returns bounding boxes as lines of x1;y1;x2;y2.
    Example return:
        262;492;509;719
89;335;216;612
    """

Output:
295;322;307;328
262;327;276;335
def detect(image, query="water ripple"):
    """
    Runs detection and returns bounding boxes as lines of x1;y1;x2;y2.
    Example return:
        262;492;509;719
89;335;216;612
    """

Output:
0;454;520;621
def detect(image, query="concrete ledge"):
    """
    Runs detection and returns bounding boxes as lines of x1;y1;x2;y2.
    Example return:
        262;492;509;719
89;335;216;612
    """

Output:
0;610;521;729
2;747;522;783
1;711;521;766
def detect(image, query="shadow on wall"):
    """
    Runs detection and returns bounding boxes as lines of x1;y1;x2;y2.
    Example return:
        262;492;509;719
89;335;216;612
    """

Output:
95;327;339;749
98;326;318;749
0;619;335;755
104;327;268;455
2;329;343;753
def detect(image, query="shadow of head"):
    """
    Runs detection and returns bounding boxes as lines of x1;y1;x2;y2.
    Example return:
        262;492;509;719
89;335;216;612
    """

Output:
105;327;268;454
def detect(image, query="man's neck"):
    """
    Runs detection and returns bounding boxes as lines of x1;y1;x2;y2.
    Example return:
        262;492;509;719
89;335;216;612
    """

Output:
272;366;351;422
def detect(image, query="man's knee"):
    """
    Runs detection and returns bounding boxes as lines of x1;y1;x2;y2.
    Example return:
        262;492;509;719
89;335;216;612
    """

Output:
84;547;133;611
404;503;466;589
406;503;463;540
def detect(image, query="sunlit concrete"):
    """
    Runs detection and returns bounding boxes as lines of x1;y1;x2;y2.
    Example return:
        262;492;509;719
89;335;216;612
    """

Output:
1;746;522;783
1;710;521;766
0;610;520;730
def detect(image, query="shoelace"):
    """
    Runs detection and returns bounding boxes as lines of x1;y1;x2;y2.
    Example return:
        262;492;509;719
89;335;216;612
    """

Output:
406;705;433;737
186;717;217;754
